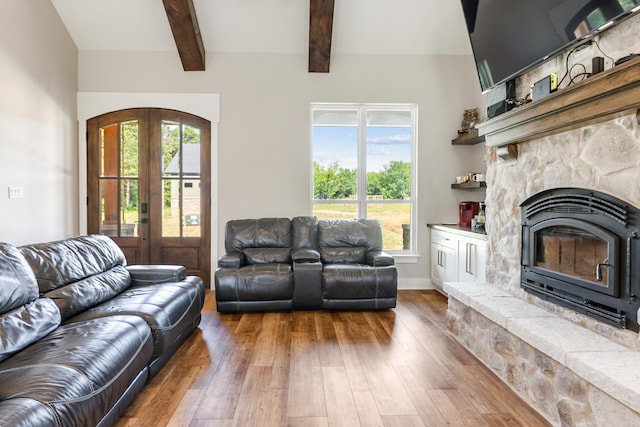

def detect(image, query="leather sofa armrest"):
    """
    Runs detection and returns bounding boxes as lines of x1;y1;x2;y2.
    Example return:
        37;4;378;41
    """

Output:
366;250;395;266
291;248;320;263
218;252;244;268
127;265;187;286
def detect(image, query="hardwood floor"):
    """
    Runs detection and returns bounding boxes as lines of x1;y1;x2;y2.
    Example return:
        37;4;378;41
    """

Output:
116;290;550;427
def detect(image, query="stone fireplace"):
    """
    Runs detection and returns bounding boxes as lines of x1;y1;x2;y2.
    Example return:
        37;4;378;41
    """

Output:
445;31;640;426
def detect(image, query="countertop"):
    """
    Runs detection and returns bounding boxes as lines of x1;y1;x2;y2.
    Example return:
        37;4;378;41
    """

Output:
428;223;487;240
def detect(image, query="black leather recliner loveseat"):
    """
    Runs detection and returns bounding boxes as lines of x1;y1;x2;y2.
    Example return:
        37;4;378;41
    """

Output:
214;216;397;312
0;235;205;427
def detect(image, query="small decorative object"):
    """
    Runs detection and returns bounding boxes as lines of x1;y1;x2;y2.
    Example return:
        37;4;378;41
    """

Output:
458;108;479;134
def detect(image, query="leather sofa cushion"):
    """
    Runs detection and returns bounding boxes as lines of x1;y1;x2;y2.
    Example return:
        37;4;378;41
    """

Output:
322;264;398;299
0;298;61;363
225;218;291;252
127;265;187;285
0;243;61;363
68;277;205;359
19;235;127;293
318;218;383;252
292;216;318;249
244;248;291;264
43;265;131;321
320;247;367;264
0;315;153;427
0;398;61;427
0;243;39;313
216;264;293;301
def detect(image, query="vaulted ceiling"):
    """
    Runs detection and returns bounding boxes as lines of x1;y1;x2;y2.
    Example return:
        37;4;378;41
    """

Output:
50;0;472;72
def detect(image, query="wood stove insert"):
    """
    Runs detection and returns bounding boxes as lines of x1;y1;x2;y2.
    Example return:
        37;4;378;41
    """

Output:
521;188;640;331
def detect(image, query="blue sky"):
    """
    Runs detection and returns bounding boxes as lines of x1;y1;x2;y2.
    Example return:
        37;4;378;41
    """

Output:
313;126;411;172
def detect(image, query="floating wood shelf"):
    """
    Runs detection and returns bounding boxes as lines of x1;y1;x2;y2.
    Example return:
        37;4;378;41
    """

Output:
451;130;485;145
451;182;487;189
476;56;640;148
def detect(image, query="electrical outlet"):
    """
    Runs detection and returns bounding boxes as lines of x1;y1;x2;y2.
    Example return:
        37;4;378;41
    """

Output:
8;186;24;199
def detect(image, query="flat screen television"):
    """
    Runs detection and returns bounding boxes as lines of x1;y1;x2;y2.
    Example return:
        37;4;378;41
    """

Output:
461;0;640;92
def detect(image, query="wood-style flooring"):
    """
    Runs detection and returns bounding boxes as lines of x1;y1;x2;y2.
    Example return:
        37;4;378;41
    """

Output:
115;290;550;427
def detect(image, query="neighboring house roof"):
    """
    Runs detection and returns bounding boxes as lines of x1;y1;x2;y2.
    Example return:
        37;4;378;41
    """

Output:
164;144;200;175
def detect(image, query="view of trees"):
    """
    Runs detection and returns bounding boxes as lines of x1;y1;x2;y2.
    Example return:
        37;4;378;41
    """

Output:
314;160;411;200
117;120;201;212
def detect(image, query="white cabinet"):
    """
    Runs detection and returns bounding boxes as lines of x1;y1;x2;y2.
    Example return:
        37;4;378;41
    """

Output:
431;229;457;290
457;235;487;283
429;225;487;291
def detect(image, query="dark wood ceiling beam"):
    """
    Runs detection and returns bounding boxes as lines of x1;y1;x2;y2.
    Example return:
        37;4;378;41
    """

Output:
162;0;206;71
308;0;335;73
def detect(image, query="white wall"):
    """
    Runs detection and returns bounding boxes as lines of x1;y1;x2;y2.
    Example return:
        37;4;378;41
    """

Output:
78;50;485;288
0;0;486;286
0;0;78;245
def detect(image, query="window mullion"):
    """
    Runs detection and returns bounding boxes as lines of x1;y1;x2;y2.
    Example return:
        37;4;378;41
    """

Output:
357;106;367;218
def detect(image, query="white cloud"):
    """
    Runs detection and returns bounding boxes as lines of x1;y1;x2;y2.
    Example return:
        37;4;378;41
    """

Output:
367;134;411;144
368;146;392;156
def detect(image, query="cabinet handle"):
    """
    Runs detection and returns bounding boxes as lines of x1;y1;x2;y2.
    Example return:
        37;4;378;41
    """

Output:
466;243;473;274
437;250;443;267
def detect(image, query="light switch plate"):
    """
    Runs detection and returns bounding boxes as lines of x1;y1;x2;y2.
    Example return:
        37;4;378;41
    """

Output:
8;186;24;199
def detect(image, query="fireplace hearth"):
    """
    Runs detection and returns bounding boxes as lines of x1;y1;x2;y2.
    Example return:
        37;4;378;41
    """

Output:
521;188;640;331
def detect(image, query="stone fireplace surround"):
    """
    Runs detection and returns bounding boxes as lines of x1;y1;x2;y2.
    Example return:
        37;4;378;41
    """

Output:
445;54;640;425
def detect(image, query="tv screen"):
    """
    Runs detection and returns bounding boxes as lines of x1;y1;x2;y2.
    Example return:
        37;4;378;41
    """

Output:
461;0;640;92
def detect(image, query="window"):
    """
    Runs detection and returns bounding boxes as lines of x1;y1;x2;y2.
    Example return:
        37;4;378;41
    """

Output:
311;103;417;253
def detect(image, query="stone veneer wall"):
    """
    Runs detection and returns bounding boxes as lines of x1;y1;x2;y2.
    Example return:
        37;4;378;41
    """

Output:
484;112;640;349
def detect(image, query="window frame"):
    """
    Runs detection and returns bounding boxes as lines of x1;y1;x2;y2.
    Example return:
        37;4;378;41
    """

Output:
310;102;418;256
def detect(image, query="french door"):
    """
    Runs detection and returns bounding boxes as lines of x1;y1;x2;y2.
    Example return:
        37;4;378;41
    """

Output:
87;108;211;283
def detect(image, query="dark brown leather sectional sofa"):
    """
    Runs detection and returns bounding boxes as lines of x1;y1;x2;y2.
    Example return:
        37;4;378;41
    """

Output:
0;235;205;427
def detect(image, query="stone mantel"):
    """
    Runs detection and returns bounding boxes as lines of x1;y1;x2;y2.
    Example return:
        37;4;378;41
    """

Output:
476;56;640;148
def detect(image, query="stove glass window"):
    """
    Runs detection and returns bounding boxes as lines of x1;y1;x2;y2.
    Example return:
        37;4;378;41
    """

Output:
535;225;609;286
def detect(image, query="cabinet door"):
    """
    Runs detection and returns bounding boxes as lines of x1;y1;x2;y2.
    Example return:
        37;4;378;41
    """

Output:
431;242;457;289
431;243;445;288
457;236;487;283
441;245;457;284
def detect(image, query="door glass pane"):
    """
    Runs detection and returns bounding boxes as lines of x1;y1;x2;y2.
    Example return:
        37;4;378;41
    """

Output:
183;125;201;175
101;124;118;177
162;121;181;237
120;179;139;237
183;179;201;237
121;121;139;177
162;178;181;237
161;121;202;237
99;179;118;236
98;120;139;238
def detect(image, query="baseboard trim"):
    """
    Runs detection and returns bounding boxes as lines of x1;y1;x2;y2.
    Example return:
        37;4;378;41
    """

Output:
397;277;435;290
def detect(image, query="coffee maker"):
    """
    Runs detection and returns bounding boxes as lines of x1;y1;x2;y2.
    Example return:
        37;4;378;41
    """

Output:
459;201;480;228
